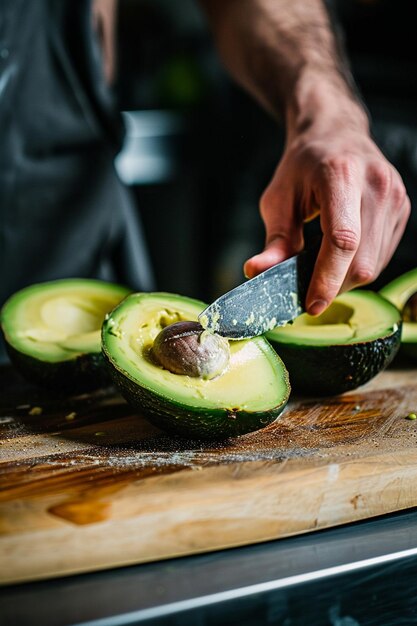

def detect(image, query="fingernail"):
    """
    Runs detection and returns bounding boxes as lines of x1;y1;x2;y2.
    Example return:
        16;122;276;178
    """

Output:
243;263;252;279
308;299;327;316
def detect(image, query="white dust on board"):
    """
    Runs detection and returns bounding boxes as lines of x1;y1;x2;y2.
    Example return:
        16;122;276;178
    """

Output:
14;436;326;473
2;412;327;472
68;445;322;471
4;382;416;474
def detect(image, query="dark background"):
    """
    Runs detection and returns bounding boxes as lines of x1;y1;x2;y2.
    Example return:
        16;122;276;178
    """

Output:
114;0;417;303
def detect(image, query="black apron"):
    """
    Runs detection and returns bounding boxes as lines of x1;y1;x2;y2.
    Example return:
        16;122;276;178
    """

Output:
0;0;154;301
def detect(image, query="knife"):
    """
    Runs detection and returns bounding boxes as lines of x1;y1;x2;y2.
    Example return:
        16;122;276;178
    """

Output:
198;247;317;339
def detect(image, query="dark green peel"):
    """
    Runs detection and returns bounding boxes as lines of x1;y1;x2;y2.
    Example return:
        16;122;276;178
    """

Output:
270;329;401;396
103;356;289;439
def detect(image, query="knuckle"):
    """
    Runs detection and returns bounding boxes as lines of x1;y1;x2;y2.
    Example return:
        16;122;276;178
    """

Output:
319;155;357;182
329;228;360;253
404;195;412;217
366;161;392;202
391;182;407;210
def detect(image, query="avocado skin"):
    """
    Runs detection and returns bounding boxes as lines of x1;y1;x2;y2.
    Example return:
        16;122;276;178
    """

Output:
268;326;401;397
102;349;290;440
5;342;110;394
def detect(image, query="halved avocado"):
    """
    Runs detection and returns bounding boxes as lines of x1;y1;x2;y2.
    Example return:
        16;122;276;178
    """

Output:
1;279;130;392
266;290;401;396
380;268;417;360
101;292;290;439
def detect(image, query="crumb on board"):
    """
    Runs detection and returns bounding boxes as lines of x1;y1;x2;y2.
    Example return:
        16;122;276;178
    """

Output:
65;412;77;421
28;406;43;416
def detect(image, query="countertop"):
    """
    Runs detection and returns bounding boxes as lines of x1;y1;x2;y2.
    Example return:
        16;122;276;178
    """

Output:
2;359;417;625
2;507;417;626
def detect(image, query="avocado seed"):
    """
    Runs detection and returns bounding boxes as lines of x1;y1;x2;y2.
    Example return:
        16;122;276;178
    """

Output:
403;293;417;323
152;321;230;380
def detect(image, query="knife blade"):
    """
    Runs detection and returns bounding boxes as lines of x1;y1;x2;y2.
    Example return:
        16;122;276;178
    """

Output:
198;249;316;339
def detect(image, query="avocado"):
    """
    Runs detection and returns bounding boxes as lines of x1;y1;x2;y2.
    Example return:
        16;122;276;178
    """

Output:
101;292;290;439
380;268;417;360
1;279;130;392
266;290;401;396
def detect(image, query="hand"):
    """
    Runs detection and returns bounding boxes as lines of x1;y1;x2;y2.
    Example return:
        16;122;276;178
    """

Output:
244;114;411;316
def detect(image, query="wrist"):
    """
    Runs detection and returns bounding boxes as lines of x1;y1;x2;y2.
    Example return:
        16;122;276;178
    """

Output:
284;69;370;141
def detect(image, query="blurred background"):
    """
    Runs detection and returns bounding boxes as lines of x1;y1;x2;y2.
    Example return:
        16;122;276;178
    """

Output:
114;0;417;302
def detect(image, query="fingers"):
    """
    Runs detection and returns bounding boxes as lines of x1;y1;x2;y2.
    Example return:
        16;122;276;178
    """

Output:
339;163;391;293
244;183;304;279
384;194;411;265
247;147;410;313
306;158;362;315
306;159;410;315
340;167;410;292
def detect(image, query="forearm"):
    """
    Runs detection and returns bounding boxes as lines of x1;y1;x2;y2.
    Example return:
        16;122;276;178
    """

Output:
200;0;368;136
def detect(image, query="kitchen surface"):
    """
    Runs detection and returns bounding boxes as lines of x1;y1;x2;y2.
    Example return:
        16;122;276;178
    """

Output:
2;359;417;584
1;508;417;626
2;360;417;624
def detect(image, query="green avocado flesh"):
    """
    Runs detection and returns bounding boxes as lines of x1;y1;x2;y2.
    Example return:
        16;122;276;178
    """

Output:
266;290;401;396
102;292;290;439
1;279;130;391
380;268;417;359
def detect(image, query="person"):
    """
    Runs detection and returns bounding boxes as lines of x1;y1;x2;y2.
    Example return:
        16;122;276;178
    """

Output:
0;0;410;324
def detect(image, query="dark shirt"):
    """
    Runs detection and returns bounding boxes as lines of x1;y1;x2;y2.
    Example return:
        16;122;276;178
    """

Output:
0;0;154;309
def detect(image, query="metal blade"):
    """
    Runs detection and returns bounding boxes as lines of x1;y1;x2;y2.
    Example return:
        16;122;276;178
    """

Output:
199;252;313;339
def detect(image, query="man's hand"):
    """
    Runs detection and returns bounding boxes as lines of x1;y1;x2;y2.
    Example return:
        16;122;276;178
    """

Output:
201;0;411;315
244;110;410;316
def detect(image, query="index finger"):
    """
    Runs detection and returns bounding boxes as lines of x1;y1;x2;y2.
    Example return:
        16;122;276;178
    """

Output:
306;173;362;315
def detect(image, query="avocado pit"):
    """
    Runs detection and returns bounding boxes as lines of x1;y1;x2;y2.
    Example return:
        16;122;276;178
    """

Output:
403;293;417;322
151;321;230;380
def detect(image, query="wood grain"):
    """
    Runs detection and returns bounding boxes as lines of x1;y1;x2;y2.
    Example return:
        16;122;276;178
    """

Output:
1;364;417;584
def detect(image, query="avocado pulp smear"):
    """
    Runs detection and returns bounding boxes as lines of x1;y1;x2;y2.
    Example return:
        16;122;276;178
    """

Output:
1;279;130;392
267;290;402;396
102;292;290;439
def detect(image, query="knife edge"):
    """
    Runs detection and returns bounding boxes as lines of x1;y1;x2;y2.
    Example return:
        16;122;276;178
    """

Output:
198;252;311;339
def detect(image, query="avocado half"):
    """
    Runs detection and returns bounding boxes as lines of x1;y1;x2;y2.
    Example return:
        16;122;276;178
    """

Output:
1;279;130;393
102;292;290;439
266;290;401;396
380;268;417;360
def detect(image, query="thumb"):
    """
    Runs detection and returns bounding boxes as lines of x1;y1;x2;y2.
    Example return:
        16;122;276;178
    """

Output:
244;233;303;279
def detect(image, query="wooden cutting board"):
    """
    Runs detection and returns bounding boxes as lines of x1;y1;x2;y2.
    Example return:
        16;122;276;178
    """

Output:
2;362;417;585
